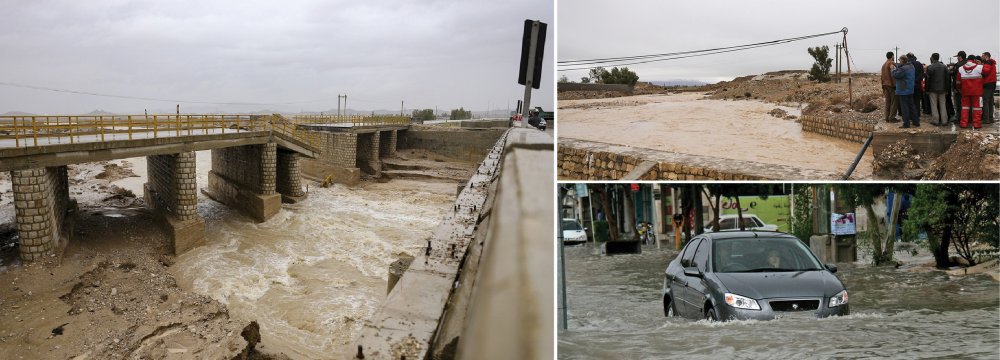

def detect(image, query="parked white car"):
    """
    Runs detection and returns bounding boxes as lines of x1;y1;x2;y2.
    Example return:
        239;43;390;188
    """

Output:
561;218;588;244
704;214;778;232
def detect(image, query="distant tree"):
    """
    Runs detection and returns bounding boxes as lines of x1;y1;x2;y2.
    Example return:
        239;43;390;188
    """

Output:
589;67;607;84
581;77;591;83
411;109;434;121
807;46;833;83
601;67;640;86
559;74;569;83
449;107;472;120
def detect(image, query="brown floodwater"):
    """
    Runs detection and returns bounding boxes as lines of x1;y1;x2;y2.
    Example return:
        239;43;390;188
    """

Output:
557;93;874;178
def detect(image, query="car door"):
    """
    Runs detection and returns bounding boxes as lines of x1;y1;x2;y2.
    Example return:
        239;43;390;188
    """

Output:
673;238;703;318
688;239;713;317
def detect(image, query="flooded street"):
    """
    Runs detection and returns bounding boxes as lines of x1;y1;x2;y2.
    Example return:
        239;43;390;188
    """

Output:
557;93;874;178
558;244;999;359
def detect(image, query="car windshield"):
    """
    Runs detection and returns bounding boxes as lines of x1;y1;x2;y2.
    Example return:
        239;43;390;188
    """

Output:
712;237;824;272
561;220;582;231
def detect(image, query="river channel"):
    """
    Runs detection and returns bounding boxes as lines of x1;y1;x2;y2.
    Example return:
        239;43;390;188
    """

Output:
557;244;999;359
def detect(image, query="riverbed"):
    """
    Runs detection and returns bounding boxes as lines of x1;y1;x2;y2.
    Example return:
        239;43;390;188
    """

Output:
557;244;999;359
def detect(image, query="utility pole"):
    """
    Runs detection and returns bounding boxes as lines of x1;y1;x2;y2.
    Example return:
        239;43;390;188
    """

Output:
401;100;404;116
835;43;841;83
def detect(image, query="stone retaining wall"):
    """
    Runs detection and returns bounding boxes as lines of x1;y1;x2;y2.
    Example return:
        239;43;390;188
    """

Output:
800;115;874;143
558;138;841;180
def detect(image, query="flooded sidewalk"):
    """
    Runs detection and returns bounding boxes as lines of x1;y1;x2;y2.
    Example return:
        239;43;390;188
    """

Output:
557;244;999;359
557;93;874;178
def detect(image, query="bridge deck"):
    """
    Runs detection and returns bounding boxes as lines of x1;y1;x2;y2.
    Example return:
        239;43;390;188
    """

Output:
0;114;409;172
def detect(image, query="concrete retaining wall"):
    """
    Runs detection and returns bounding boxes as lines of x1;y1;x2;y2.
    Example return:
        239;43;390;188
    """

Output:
800;115;875;143
397;129;507;162
557;82;634;94
558;138;841;180
10;166;72;260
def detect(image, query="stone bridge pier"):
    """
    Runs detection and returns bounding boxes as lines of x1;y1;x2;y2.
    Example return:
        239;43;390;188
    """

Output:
203;143;306;222
9;166;75;260
144;152;205;254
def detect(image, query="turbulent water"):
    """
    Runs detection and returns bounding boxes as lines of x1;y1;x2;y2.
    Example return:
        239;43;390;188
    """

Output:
558;244;1000;359
136;152;459;359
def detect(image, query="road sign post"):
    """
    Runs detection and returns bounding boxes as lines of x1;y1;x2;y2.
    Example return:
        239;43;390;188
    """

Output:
518;19;547;128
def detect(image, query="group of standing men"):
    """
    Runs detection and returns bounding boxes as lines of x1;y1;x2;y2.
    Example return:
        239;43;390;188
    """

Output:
880;50;996;129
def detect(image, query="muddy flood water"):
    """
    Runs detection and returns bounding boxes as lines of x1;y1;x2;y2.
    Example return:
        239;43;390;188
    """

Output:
558;244;999;359
557;93;874;178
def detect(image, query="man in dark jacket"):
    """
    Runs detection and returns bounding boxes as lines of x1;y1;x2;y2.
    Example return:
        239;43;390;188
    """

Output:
950;51;967;123
892;56;918;128
907;53;924;123
880;52;900;122
925;53;950;125
981;52;996;124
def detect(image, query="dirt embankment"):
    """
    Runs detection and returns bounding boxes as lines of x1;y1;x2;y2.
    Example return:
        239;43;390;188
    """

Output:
0;160;284;360
922;132;1000;180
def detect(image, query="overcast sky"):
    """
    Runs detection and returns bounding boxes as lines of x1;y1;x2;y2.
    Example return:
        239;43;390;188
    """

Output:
0;0;552;114
559;0;999;84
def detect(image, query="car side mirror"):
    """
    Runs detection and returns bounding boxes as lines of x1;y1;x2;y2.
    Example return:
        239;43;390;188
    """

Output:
826;264;838;273
683;267;703;278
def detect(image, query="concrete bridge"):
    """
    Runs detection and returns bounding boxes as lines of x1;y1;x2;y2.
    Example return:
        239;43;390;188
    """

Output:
0;113;410;261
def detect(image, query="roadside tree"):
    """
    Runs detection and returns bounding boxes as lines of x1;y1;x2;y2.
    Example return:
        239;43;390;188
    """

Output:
903;184;999;267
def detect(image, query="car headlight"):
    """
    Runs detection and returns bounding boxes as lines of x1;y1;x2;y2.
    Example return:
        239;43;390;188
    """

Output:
724;293;761;310
829;290;849;307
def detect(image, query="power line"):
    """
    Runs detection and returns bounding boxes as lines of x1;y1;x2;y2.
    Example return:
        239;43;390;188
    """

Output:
0;81;331;106
558;28;846;71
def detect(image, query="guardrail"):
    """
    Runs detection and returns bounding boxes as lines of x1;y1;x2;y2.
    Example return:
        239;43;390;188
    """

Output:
290;114;410;126
0;113;406;150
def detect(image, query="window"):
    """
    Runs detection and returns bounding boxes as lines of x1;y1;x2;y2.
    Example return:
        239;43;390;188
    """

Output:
747;217;763;228
693;240;710;272
719;218;735;229
680;239;702;267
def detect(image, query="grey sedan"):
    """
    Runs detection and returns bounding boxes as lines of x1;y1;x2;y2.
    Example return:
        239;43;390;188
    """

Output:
662;231;849;321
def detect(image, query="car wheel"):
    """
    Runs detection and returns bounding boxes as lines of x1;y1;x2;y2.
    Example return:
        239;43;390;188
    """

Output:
664;296;676;317
706;306;719;321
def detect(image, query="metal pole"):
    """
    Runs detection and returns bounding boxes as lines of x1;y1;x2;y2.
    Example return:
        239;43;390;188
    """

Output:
588;185;597;244
520;21;540;128
558;185;569;330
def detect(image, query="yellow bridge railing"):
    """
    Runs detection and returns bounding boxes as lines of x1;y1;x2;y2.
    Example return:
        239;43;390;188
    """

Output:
0;114;408;149
290;114;411;126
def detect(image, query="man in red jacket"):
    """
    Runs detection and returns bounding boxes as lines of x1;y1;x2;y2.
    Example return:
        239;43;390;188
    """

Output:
981;52;996;124
957;56;985;129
